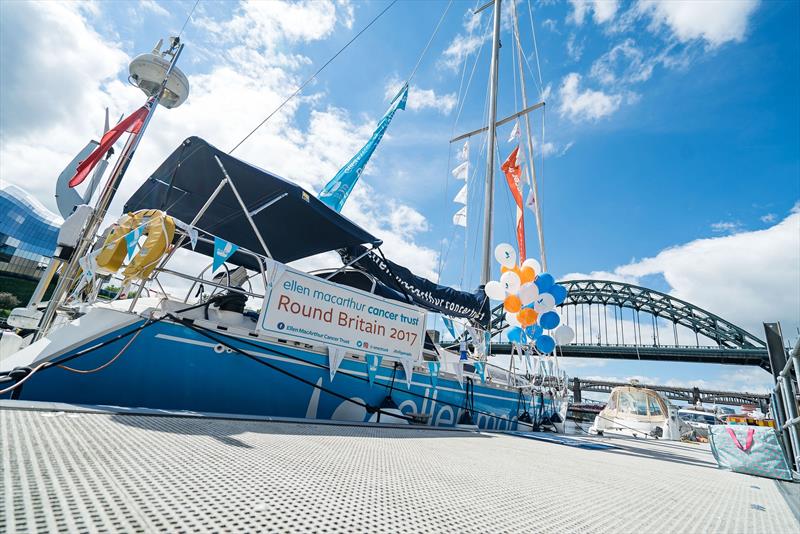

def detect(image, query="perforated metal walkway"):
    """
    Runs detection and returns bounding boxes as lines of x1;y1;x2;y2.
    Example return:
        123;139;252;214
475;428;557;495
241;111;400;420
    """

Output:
1;401;798;533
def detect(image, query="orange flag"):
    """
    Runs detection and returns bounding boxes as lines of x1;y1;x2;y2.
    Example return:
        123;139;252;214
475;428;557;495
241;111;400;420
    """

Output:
501;146;526;261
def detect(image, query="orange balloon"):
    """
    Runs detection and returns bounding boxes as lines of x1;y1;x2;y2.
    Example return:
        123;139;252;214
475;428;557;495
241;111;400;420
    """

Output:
519;266;536;284
518;308;538;327
503;294;522;313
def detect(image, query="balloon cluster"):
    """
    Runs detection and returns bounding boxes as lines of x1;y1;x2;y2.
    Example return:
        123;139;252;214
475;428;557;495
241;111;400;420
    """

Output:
484;243;576;354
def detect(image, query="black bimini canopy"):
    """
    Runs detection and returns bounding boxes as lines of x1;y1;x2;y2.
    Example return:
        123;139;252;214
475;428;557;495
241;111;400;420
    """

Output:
124;137;381;268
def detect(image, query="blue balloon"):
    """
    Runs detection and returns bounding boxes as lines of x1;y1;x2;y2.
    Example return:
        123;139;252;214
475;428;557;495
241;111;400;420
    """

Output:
525;324;543;339
549;284;568;305
507;326;526;344
539;311;561;330
536;334;556;354
535;273;555;293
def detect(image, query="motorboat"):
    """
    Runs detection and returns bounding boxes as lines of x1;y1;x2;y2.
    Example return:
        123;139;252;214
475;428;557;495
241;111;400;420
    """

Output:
589;385;689;440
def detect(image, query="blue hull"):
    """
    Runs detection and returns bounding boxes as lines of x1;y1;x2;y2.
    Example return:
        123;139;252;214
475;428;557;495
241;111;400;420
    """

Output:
9;319;561;430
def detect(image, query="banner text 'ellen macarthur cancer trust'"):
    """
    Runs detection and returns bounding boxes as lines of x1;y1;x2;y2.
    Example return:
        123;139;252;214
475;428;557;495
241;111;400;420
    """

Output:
259;268;426;361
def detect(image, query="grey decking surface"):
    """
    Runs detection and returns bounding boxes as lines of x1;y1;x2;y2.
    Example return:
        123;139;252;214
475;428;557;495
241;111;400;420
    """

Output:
1;402;798;533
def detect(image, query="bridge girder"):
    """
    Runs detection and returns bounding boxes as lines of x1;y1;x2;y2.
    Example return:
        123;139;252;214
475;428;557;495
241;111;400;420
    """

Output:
556;280;764;349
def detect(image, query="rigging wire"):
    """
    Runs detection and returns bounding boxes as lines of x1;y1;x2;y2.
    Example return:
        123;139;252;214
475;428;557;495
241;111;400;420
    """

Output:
178;0;200;39
407;0;453;83
228;0;398;154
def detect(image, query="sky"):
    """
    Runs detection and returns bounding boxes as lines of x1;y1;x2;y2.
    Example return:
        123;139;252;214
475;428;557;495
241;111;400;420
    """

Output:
0;0;798;396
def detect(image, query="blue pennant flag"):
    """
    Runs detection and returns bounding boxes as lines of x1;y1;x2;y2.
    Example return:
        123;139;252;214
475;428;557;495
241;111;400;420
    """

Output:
474;361;485;383
365;354;382;386
212;236;238;272
318;84;409;212
124;225;144;260
427;361;440;389
442;317;457;340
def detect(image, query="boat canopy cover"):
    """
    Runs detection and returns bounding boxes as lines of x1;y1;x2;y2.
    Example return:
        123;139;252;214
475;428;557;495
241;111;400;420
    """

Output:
341;245;490;324
124;137;381;268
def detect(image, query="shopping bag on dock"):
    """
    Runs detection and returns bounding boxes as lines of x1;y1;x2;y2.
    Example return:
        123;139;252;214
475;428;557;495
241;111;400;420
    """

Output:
708;425;792;481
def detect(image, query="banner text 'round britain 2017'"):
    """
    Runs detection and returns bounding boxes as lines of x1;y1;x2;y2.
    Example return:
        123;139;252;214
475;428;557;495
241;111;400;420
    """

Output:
259;265;426;362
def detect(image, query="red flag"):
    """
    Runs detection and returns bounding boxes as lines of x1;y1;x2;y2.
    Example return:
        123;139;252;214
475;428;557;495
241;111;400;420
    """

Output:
68;105;150;188
501;146;526;261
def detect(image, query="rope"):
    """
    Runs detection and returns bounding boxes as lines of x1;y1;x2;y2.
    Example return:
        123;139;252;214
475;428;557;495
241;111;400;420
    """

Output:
407;0;453;83
171;316;419;423
176;317;525;426
229;0;398;154
57;326;144;374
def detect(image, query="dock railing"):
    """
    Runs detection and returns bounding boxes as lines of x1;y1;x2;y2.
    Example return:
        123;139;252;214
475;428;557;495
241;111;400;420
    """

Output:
768;325;800;475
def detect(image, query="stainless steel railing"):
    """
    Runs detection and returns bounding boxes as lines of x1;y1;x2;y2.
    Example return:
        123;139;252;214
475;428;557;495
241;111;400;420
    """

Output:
771;336;800;474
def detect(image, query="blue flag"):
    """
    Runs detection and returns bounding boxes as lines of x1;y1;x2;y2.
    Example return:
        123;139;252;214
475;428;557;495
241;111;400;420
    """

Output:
442;317;457;340
124;225;144;260
212;236;238;272
474;361;485;383
318;84;409;212
365;354;382;386
427;361;440;389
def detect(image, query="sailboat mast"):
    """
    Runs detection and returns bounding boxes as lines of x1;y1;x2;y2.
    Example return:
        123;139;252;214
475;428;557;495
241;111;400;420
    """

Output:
480;0;503;285
511;1;547;271
36;40;185;339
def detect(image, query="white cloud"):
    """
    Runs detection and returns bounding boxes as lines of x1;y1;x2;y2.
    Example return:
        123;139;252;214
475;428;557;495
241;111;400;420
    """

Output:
637;0;760;48
439;6;490;72
557;73;622;122
542;18;558;33
710;221;743;234
384;78;456;115
0;0;440;283
440;33;488;72
760;213;776;224
567;0;620;25
566;33;584;61
590;38;656;86
562;206;800;342
139;0;170;17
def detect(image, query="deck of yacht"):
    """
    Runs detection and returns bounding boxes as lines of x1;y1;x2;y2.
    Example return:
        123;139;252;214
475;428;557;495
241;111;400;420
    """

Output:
1;400;797;533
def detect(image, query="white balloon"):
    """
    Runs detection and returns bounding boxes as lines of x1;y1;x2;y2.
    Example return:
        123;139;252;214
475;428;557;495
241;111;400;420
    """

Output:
521;258;541;274
533;293;556;314
518;282;539;305
500;271;521;294
505;311;520;327
484;280;506;301
554;324;575;345
494;243;517;268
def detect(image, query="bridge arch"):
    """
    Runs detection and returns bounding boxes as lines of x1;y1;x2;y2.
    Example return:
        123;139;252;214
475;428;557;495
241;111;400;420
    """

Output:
488;279;769;370
557;280;764;350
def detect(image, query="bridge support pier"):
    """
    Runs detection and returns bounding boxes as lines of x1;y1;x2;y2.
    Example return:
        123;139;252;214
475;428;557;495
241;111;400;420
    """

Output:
572;377;582;403
692;387;700;407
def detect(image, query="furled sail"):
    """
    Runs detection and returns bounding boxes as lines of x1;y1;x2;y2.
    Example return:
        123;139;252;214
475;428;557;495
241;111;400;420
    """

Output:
318;84;409;212
340;245;489;324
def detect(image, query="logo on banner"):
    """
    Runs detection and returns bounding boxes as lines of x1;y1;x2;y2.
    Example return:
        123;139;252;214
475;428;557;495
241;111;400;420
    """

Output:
365;354;382;386
427;361;440;389
213;236;238;272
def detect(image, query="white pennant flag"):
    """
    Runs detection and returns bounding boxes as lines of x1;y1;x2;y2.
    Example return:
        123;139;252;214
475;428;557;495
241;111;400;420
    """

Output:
451;161;469;180
508;121;520;143
459;140;469;161
453;184;467;205
525;189;536;212
453;206;467;227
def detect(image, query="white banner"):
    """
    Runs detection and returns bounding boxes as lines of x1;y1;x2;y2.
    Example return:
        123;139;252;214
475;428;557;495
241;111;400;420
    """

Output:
259;263;426;363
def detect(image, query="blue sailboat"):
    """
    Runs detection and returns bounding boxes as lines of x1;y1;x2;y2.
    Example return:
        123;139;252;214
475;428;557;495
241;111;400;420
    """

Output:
1;24;568;431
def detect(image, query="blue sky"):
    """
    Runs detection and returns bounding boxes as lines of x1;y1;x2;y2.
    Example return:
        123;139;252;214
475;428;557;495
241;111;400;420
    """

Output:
1;0;798;395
